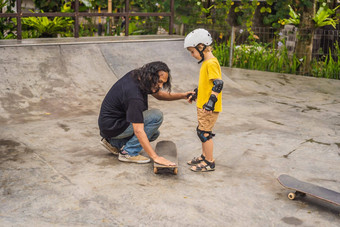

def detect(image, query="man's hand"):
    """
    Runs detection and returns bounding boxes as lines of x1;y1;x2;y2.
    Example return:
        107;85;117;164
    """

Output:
154;156;176;166
186;88;198;103
186;91;195;103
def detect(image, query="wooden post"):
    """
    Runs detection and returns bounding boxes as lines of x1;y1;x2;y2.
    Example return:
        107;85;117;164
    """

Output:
169;0;174;35
75;0;79;38
295;0;316;75
229;26;235;68
108;0;112;35
17;0;22;40
108;0;112;13
98;7;101;23
125;0;129;36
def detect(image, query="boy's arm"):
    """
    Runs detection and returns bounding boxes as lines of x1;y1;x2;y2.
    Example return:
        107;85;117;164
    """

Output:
203;79;223;112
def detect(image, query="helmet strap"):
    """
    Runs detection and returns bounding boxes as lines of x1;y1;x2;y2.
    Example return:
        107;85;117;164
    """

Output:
195;45;207;64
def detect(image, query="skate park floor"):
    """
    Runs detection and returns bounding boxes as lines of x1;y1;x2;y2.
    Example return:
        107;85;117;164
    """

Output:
1;36;340;226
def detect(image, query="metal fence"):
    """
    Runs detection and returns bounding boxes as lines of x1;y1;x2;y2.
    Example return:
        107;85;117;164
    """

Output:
187;25;339;59
0;0;175;39
184;25;340;79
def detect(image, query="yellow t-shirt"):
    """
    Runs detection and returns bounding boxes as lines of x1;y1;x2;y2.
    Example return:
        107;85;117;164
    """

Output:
197;57;222;112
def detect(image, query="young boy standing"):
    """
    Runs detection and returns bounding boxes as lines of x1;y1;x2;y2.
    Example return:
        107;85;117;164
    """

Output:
184;28;223;172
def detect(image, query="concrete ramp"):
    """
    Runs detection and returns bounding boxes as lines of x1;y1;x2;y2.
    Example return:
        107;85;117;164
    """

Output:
0;37;203;125
0;44;115;124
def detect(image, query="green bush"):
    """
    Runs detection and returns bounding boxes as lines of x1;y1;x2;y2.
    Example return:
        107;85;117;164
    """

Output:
311;42;340;79
22;3;74;38
22;12;73;38
214;38;340;79
214;39;303;75
0;0;16;39
214;42;231;67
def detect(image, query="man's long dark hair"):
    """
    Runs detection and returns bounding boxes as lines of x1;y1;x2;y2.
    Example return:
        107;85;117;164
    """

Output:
132;61;172;94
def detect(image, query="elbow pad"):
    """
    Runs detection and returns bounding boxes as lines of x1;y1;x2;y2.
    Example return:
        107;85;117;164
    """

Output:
212;79;223;93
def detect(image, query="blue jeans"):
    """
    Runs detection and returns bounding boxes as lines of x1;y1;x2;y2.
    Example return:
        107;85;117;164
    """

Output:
108;109;163;156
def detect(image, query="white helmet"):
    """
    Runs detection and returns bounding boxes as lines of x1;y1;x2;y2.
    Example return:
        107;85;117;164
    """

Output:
184;28;213;48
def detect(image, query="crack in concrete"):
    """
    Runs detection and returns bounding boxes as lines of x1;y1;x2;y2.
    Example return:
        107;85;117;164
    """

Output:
32;151;74;185
283;138;331;158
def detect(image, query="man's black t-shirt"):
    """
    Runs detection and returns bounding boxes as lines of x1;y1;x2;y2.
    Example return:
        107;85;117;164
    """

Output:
98;71;148;138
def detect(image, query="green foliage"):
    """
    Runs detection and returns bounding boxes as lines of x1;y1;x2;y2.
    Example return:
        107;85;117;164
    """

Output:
131;0;168;12
121;0;170;35
283;2;340;29
34;0;108;12
22;10;74;38
79;17;97;37
212;0;233;27
234;0;259;40
174;0;234;28
21;1;75;38
33;0;63;12
0;0;17;39
214;38;303;75
262;0;291;28
232;41;301;73
313;2;340;29
260;7;271;14
127;15;169;35
214;38;340;79
82;0;107;8
311;42;340;79
283;5;300;26
173;0;201;25
299;0;313;8
213;41;230;67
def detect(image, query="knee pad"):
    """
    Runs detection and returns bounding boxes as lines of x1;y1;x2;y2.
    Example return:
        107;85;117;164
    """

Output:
196;127;215;143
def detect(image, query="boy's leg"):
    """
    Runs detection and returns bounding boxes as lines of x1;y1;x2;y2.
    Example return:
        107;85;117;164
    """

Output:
202;138;213;161
191;108;219;171
122;109;163;156
192;138;215;171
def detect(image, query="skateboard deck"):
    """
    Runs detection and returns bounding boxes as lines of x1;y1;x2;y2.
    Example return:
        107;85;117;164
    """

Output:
277;174;340;206
153;140;178;175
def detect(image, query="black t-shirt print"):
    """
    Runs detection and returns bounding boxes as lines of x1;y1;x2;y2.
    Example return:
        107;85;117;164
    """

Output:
98;71;148;138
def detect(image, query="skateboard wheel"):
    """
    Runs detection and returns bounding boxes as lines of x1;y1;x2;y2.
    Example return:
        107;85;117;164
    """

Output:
288;192;296;200
153;167;158;174
173;168;178;175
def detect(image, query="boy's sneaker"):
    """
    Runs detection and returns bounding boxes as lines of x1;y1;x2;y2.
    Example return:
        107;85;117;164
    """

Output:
118;151;150;164
100;138;119;156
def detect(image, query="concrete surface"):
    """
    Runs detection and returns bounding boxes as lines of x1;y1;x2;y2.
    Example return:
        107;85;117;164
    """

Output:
0;36;339;226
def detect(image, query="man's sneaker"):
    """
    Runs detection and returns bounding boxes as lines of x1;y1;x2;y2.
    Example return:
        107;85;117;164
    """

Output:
118;151;150;164
100;138;119;155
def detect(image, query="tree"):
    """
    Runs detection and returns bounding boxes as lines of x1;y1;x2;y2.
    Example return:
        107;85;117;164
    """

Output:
284;1;340;74
294;0;316;74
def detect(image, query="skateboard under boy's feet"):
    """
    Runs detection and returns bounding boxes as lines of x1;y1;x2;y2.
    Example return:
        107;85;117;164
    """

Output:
153;140;178;175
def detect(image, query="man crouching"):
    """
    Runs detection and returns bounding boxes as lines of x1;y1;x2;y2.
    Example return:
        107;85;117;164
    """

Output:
98;61;193;166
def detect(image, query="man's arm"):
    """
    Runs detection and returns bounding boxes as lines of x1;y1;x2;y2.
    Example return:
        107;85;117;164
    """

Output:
152;90;193;101
132;123;175;166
